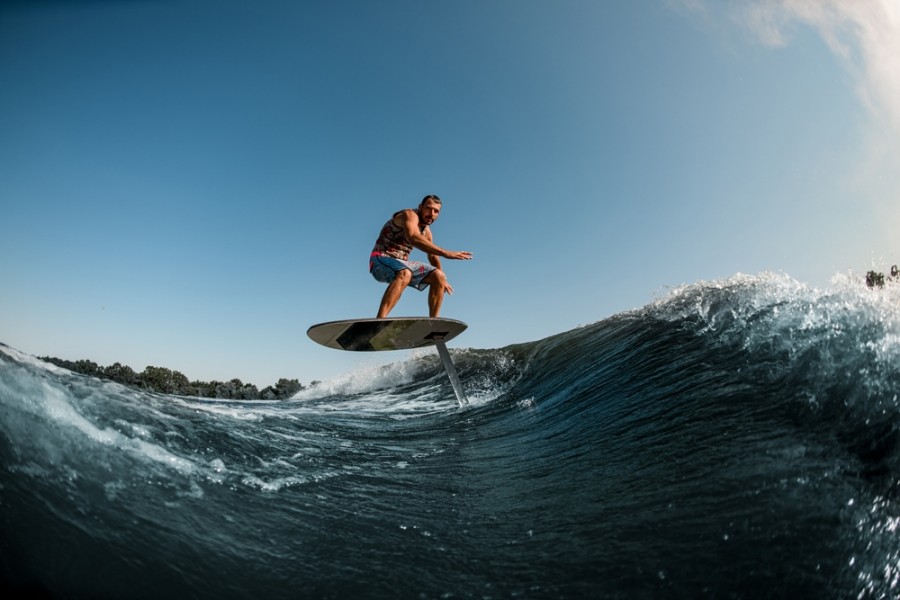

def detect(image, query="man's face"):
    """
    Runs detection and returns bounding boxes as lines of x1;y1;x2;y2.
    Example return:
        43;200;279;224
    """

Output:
419;200;441;225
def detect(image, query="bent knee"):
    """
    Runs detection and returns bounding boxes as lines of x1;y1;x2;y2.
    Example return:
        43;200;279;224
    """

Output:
427;269;447;284
394;269;413;284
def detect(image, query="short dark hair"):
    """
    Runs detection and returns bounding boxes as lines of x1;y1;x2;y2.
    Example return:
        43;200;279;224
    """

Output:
421;194;442;206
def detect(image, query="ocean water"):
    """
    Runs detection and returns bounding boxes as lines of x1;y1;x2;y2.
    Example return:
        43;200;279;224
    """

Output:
2;272;899;599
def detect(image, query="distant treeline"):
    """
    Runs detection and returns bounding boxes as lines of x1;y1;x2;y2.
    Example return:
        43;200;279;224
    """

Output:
866;265;899;289
39;357;318;400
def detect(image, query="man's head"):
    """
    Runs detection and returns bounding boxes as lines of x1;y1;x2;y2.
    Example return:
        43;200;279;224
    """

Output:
418;194;442;225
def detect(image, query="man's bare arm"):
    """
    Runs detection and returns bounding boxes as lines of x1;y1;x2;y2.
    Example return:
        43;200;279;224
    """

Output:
426;228;443;270
397;209;473;261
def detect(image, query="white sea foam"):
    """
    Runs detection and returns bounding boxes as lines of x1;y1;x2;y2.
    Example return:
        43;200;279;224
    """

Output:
0;344;68;374
294;353;433;399
0;346;198;476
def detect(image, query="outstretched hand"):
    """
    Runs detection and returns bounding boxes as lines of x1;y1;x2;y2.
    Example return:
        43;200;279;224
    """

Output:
446;250;473;260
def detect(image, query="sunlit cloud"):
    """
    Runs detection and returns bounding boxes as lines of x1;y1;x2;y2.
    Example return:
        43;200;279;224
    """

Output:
677;0;900;134
678;0;900;250
743;0;900;136
742;0;900;245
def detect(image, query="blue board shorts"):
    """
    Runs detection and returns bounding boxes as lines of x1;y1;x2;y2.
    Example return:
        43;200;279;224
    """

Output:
370;254;436;291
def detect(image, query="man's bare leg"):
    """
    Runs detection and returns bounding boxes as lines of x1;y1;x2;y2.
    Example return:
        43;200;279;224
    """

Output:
425;270;448;318
377;269;412;318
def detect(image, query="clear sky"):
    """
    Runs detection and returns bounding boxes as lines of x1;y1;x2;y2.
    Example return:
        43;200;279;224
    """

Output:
2;0;898;387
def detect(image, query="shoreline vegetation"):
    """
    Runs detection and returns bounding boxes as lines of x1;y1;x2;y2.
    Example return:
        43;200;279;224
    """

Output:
38;356;318;400
866;265;899;289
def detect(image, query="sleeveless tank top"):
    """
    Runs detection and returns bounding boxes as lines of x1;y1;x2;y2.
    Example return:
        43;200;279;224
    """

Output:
371;209;424;261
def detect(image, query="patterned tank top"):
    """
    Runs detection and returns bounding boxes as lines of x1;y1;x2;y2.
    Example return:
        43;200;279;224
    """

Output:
371;209;424;261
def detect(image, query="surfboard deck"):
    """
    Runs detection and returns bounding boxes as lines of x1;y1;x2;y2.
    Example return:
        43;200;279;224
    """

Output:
307;317;468;352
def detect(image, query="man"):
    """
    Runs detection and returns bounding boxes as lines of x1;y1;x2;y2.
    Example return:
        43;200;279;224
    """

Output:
369;195;473;318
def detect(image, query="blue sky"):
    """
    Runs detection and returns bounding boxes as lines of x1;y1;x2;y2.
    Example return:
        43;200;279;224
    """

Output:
2;0;898;386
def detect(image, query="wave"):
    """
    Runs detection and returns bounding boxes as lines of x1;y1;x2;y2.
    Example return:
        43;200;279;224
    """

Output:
2;271;900;598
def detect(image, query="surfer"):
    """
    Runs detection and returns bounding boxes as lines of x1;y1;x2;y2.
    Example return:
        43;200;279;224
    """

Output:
370;195;473;318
